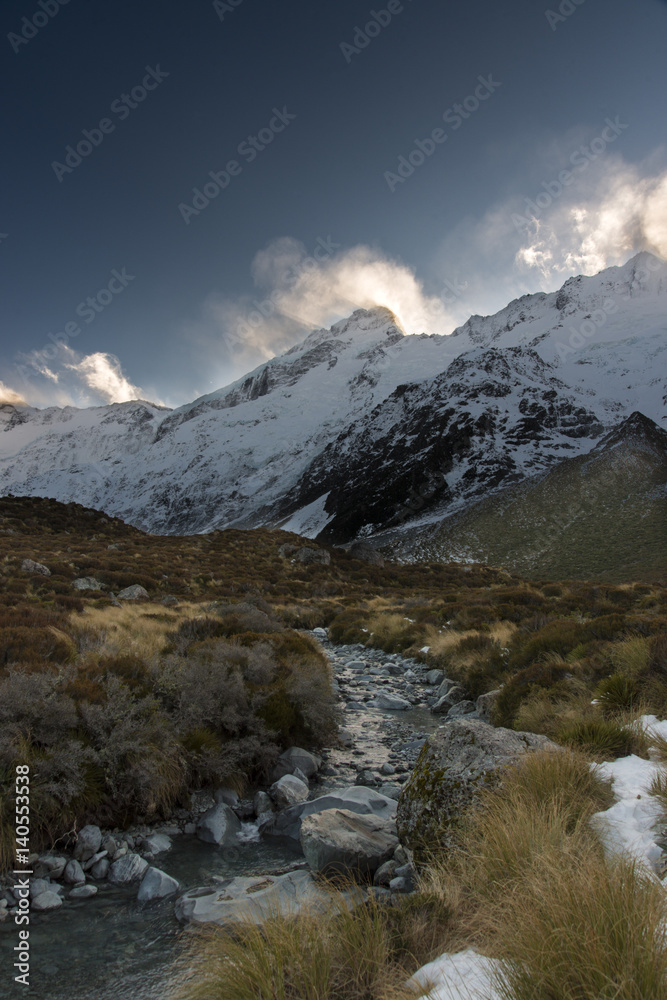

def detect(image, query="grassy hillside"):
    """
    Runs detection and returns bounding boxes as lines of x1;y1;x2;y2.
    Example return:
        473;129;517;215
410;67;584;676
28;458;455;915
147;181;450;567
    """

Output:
383;413;667;584
1;493;666;872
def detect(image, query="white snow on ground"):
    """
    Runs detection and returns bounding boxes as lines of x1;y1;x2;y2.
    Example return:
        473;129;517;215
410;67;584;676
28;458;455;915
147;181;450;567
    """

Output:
590;715;667;872
407;949;503;1000
408;716;667;999
277;492;333;538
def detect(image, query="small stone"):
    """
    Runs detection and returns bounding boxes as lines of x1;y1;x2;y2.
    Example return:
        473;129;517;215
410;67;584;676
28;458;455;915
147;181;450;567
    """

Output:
82;850;108;872
31;891;63;911
101;836;117;856
29;879;51;899
380;763;396;776
90;858;110;880
69;885;98;899
140;834;172;855
389;876;409;892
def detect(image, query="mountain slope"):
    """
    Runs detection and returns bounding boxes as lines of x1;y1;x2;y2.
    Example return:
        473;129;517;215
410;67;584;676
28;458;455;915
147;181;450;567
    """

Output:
0;253;664;540
373;412;667;583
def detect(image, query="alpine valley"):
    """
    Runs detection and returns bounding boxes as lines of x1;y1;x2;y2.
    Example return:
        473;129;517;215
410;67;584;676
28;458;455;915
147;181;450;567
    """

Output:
3;251;666;581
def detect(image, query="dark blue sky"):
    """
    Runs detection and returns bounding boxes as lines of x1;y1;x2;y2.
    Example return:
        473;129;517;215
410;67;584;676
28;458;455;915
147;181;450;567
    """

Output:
1;0;666;407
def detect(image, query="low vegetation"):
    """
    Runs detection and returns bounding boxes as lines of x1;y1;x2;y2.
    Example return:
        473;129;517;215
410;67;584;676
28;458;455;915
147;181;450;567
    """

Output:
3;495;667;997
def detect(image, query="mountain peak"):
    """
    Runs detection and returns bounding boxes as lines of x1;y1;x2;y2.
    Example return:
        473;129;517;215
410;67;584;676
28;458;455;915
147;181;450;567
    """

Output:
595;411;667;454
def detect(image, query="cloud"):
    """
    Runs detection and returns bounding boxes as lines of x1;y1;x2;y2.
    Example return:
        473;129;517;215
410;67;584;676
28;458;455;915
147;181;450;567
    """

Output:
8;347;146;408
0;381;27;406
191;238;458;387
63;351;144;404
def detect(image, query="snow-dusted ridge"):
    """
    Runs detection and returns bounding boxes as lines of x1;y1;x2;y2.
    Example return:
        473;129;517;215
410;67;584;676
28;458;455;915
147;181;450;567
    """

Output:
0;253;665;537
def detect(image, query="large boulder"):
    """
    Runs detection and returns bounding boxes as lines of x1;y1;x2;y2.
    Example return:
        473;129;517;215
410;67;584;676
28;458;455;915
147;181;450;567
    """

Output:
267;785;397;844
196;803;242;845
175;870;337;927
270;774;309;809
300;809;398;877
137;867;180;903
396;718;558;859
271;746;322;781
74;824;102;862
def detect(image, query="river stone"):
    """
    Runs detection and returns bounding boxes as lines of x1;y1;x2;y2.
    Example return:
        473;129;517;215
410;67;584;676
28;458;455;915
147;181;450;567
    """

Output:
82;851;108;872
374;692;411;711
396;718;559;860
90;858;110;880
108;853;149;885
271;747;322;781
270;774;309;809
63;860;86;885
35;855;67;879
196;803;242;845
74;824;102;862
300;809;398;877
446;700;477;720
31;891;63;911
214;786;239;807
29;879;51;899
373;859;398;887
175;870;338;927
137;867;180;903
69;884;98;899
140;834;172;855
425;669;445;686
253;791;273;816
267;785;398;844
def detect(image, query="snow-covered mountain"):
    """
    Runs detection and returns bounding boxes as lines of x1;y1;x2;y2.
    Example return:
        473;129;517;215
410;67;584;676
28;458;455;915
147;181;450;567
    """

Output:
1;253;665;540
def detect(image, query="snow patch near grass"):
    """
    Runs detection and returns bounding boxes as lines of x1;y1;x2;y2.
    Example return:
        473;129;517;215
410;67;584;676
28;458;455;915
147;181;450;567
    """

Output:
590;715;667;872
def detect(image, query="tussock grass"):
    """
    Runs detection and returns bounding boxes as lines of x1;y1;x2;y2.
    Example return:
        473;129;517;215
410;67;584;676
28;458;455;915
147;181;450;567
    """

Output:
170;890;446;1000
70;602;202;659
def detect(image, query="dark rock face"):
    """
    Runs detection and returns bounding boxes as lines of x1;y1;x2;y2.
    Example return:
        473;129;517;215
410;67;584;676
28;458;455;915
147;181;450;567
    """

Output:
290;347;604;543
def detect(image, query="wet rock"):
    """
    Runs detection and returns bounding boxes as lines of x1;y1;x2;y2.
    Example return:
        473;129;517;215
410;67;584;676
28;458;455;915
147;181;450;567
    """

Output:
29;879;51;900
253;791;273;816
108;853;149;885
300;809;398;877
196;804;242;846
90;858;110;880
32;891;63;911
63;860;86;885
175;871;338;927
137;867;180;903
140;834;172;855
69;885;98;899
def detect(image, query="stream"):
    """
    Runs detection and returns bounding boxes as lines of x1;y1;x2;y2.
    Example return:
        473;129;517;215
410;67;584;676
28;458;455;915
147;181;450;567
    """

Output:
0;636;443;1000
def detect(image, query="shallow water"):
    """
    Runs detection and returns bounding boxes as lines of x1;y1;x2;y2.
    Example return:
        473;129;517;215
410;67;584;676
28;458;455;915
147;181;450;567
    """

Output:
0;837;304;1000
